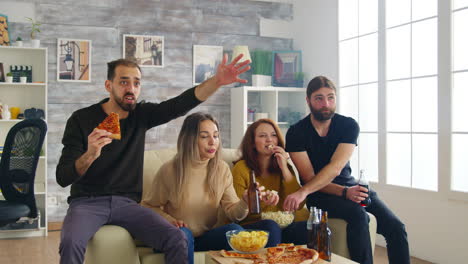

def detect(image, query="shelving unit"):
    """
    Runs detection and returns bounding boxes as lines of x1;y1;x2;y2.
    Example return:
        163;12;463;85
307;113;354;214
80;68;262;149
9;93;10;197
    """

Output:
230;86;308;148
0;46;48;238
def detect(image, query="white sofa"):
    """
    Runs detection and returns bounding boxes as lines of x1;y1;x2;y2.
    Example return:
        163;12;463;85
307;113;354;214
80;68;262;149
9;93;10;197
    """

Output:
84;149;376;264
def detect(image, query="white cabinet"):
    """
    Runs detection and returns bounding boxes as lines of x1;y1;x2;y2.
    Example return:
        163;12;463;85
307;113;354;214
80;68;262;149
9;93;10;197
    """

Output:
0;46;48;238
230;86;308;148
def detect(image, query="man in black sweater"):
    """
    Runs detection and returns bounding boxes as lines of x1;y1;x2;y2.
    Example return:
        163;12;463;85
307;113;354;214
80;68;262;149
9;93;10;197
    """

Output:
56;55;250;264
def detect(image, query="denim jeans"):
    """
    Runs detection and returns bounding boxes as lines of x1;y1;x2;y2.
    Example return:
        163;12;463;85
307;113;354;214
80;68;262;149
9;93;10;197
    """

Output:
307;190;410;264
60;196;188;264
180;223;244;264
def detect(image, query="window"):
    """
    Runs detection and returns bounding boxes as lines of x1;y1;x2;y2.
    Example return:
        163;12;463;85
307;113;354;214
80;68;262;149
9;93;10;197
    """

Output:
338;0;379;183
339;0;439;190
452;1;468;193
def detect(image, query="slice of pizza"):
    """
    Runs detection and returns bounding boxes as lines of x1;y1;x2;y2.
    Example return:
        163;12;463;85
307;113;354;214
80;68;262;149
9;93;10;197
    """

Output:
277;243;294;247
267;246;285;260
285;245;302;252
97;112;121;140
296;248;319;262
219;249;260;259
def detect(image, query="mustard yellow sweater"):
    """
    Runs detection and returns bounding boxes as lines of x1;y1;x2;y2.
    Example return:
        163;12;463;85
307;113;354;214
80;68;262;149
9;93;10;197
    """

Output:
141;159;249;237
232;160;309;225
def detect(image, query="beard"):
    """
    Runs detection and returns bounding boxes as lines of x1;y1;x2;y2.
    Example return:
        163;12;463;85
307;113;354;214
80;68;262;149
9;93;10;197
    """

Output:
309;103;335;121
111;89;136;112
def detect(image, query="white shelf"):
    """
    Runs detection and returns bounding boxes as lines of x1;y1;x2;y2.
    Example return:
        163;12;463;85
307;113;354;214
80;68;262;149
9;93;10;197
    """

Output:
0;83;47;87
0;45;48;237
231;86;308;148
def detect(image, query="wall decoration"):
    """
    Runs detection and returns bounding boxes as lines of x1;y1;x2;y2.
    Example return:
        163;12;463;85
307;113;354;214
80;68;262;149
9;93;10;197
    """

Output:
0;14;10;46
193;45;223;85
57;39;92;82
272;50;302;87
0;63;5;82
123;34;164;67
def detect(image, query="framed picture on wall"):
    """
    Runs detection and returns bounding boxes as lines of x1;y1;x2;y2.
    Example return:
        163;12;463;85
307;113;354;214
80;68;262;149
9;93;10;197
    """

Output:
0;14;10;46
57;39;92;82
0;63;5;82
272;50;302;87
193;45;223;85
123;34;164;67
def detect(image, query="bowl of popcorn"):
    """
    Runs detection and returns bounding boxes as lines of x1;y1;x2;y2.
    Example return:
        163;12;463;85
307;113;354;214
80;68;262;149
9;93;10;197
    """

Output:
261;211;295;228
226;229;269;253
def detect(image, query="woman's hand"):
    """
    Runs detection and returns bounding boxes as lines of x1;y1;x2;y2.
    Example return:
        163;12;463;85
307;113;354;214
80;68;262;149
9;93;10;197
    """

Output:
242;183;279;206
171;219;188;228
346;185;369;204
261;190;279;206
271;146;290;170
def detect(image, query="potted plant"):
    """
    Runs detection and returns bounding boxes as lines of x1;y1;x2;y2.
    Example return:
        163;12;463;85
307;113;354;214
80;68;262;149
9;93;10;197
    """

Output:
294;72;305;88
19;72;28;83
5;72;13;83
251;50;272;86
26;17;41;48
15;37;23;47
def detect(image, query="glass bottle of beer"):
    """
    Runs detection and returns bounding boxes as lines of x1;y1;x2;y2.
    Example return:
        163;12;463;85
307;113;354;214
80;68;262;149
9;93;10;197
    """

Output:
248;170;261;214
307;207;320;250
358;169;371;207
318;211;331;262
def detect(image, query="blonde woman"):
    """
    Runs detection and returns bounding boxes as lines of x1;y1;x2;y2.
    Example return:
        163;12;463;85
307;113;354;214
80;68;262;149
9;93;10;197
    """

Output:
142;112;274;264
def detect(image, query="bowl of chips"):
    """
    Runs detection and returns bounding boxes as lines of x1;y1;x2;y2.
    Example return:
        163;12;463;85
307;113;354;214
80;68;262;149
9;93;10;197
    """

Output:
226;229;269;253
261;211;295;228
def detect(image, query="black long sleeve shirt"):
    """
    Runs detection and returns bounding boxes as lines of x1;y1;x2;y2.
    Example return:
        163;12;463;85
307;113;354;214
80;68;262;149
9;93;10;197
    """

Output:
56;87;202;203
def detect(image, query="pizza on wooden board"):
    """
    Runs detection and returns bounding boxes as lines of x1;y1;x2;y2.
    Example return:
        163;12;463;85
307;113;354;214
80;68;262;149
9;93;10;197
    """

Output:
220;249;260;259
220;245;319;264
97;112;121;140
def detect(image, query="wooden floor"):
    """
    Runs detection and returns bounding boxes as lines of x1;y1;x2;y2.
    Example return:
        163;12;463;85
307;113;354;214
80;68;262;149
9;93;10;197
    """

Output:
0;230;433;264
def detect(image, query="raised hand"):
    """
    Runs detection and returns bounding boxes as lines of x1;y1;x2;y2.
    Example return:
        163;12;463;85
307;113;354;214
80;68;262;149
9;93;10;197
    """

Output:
214;53;251;86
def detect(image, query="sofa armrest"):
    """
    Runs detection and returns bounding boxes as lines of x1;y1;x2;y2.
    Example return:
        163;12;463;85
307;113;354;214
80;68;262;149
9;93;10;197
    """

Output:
328;212;377;259
85;225;141;264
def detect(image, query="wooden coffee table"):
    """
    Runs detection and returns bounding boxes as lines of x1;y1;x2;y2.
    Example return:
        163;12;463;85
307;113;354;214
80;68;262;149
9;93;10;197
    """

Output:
205;251;358;264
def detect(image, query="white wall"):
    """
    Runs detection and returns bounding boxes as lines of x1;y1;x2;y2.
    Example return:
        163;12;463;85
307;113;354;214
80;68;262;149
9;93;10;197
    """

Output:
291;0;339;84
290;1;468;264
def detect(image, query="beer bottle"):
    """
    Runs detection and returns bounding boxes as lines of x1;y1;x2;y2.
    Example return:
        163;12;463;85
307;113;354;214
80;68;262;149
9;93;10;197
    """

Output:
358;169;371;207
307;207;320;250
248;170;261;214
318;211;331;261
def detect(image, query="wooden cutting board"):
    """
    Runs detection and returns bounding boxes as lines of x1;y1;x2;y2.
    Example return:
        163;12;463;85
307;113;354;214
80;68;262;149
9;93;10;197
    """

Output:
207;248;318;264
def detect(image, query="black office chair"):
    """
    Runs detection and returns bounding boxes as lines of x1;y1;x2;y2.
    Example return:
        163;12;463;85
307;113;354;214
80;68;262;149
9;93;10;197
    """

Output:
0;118;47;227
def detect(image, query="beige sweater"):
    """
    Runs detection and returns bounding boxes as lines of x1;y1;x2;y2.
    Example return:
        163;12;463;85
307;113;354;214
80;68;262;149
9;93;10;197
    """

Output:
141;158;248;237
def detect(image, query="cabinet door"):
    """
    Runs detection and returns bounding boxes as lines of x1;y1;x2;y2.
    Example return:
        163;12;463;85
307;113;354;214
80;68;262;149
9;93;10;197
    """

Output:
278;91;308;136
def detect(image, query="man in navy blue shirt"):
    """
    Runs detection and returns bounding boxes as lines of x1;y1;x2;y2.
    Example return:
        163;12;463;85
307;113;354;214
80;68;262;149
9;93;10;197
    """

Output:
284;76;409;264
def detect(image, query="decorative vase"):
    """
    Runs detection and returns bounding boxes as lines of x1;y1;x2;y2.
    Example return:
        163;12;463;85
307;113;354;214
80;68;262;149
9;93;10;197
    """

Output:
5;76;13;83
20;76;27;83
31;39;40;48
252;74;271;87
15;41;23;47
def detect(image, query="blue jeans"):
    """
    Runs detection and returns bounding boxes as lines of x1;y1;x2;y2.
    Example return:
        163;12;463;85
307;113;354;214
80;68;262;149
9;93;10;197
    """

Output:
243;219;308;247
307;190;410;264
180;223;244;264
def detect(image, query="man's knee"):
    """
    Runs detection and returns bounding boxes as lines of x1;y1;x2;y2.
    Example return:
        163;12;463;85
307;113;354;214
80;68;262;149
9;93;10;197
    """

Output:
165;226;188;248
60;231;87;254
345;207;370;227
